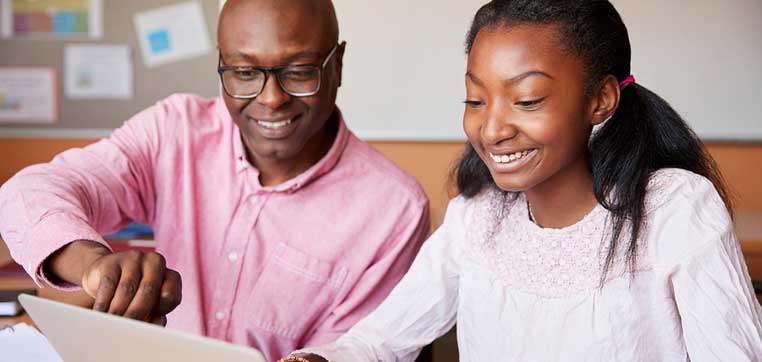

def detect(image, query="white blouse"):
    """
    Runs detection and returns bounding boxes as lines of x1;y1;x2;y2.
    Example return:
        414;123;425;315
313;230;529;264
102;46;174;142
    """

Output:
300;169;762;361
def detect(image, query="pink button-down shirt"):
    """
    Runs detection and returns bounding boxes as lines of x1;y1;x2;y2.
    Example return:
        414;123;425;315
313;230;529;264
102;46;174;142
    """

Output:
0;94;430;361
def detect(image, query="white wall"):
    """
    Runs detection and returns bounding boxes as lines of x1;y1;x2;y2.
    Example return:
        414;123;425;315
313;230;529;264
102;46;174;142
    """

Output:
612;0;762;141
333;0;482;141
335;0;762;141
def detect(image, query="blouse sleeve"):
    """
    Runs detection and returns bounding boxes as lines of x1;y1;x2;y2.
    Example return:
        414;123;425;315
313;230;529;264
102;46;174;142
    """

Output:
295;196;469;362
660;174;762;360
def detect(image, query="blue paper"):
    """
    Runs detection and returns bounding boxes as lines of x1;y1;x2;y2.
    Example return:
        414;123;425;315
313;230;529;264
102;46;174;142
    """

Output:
148;29;171;54
52;11;76;34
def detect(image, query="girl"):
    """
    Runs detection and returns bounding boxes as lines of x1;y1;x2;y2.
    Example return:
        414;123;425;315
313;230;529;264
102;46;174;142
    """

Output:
281;0;762;360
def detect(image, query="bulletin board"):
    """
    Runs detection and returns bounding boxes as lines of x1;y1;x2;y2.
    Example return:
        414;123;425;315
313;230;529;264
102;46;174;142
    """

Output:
0;0;219;135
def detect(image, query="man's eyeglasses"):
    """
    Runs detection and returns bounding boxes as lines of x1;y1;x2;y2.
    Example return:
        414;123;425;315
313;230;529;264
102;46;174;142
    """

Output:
217;42;343;99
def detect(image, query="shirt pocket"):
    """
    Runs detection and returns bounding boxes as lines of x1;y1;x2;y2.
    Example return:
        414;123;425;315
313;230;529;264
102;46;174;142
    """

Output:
246;242;348;340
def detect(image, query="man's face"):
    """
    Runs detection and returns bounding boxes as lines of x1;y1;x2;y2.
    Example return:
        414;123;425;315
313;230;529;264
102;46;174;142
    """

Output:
218;0;344;162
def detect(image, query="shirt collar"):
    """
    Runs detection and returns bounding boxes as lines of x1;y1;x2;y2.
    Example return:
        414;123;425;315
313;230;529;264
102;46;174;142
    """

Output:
222;101;350;193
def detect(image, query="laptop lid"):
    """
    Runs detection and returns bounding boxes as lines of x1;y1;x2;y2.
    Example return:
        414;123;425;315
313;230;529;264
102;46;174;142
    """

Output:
18;294;266;362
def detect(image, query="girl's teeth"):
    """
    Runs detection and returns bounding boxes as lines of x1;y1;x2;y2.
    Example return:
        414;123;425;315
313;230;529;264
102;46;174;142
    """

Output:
257;119;292;129
490;150;532;164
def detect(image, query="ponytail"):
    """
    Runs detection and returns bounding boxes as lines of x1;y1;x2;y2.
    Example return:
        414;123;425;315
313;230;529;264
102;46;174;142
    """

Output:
591;82;732;275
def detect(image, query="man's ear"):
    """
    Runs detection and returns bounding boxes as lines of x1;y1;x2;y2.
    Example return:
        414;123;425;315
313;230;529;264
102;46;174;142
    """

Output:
589;74;620;126
335;41;346;87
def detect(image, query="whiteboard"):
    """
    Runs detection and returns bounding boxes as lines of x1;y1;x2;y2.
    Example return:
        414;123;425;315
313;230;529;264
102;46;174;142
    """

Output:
335;0;762;141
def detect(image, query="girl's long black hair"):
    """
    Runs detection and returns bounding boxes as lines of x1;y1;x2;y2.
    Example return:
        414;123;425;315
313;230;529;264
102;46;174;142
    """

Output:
455;0;732;278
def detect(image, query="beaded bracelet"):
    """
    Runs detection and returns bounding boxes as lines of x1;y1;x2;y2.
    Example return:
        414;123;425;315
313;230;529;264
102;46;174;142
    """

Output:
278;355;310;362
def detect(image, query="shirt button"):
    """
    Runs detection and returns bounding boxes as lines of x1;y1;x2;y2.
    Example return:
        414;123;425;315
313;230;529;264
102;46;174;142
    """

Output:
227;251;238;262
215;310;226;320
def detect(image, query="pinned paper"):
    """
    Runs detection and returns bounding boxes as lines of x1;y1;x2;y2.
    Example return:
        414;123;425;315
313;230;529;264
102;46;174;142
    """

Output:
0;0;102;39
0;68;58;124
133;1;212;68
64;44;133;99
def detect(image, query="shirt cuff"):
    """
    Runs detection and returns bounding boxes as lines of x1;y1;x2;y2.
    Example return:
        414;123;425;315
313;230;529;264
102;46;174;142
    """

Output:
21;212;111;290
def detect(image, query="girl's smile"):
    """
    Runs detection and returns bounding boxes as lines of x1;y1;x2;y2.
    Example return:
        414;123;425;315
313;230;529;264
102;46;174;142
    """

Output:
486;148;538;172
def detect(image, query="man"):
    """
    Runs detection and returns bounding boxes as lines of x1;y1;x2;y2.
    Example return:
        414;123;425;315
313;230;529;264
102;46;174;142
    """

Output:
0;0;429;360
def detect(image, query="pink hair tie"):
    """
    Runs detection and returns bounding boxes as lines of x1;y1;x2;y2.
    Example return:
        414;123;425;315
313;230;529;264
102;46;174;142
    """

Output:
619;74;635;88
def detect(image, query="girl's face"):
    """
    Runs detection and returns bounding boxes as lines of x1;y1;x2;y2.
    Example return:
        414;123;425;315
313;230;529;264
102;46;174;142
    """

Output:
464;24;602;194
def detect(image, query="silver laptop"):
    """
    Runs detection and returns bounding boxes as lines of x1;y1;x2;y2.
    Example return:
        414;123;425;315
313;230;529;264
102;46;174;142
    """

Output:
18;294;266;362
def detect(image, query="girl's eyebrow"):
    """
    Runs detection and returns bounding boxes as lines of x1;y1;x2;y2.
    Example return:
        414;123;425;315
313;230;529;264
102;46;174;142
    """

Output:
503;70;554;85
465;70;554;87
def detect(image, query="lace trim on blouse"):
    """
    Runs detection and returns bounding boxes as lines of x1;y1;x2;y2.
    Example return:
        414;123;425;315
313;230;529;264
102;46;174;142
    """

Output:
465;170;682;298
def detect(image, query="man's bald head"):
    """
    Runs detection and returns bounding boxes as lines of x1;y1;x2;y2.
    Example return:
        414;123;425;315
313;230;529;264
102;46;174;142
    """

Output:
219;0;339;46
216;0;346;172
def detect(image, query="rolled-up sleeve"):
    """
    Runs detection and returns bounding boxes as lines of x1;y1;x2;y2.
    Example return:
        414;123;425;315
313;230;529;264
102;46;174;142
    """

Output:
0;99;172;288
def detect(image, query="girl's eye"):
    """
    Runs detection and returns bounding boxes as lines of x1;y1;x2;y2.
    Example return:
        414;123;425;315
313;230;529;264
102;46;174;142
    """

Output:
463;100;484;108
515;98;545;109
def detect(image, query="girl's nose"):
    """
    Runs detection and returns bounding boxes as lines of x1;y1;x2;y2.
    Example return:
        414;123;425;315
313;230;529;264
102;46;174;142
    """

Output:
482;108;518;144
